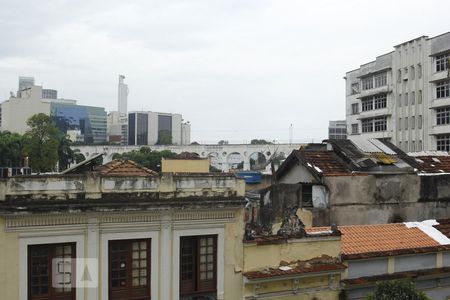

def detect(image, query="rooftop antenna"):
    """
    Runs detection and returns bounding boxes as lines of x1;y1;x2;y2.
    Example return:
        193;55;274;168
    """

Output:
289;124;293;145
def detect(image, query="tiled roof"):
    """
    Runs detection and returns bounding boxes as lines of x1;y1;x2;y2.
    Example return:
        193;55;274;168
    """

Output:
243;255;346;280
434;219;450;238
301;150;350;176
307;223;440;259
99;160;158;176
413;155;450;173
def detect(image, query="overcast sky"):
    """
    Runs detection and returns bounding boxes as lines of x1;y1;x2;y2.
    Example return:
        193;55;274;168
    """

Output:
0;0;449;143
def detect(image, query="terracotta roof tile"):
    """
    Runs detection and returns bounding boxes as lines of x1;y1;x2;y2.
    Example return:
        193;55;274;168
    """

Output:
307;223;440;258
414;155;450;173
100;160;158;176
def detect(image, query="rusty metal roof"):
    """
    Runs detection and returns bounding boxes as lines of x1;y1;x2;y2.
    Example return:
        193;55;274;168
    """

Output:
414;155;450;173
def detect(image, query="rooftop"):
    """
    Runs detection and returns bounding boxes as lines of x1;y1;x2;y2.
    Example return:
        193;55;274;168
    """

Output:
99;159;158;176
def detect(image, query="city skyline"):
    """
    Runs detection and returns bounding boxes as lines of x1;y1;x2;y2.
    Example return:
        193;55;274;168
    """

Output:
0;1;449;143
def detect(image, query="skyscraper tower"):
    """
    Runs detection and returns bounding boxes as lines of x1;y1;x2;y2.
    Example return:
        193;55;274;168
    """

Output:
118;75;128;116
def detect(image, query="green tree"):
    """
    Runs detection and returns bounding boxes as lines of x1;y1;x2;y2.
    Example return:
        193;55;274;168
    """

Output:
112;147;176;171
24;113;60;172
250;139;273;145
57;134;75;172
218;140;229;145
365;280;430;300
0;131;24;167
157;131;172;145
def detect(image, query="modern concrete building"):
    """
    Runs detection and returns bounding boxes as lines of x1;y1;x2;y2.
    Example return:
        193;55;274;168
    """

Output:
328;120;347;140
127;111;190;145
118;75;128;117
51;102;107;144
107;111;128;144
0;85;51;134
18;76;34;93
0;79;107;144
345;32;450;152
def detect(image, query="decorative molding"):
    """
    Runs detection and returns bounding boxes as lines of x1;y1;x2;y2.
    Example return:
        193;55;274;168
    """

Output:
173;210;235;221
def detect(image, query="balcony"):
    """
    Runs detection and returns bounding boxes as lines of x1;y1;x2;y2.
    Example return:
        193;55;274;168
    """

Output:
356;108;390;120
430;97;450;109
429;124;450;136
358;85;392;99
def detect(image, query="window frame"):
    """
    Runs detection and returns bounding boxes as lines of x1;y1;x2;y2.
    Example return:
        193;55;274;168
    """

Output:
108;239;151;300
437;81;450;99
436;53;450;73
28;243;76;300
437;135;450;151
436;107;450;126
179;235;217;298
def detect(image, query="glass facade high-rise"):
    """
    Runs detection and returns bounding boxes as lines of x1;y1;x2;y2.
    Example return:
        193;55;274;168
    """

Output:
50;103;107;144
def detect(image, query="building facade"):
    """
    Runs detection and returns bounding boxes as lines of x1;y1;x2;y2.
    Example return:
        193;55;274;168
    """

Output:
0;160;246;300
118;75;128;117
328;120;347;140
50;102;107;144
345;32;450;152
128;111;190;145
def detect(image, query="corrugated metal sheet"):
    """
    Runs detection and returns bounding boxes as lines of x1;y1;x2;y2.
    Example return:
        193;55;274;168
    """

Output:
351;137;382;153
369;139;397;155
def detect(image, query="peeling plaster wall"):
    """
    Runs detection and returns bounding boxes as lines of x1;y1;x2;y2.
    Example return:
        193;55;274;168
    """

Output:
0;219;19;300
243;238;341;272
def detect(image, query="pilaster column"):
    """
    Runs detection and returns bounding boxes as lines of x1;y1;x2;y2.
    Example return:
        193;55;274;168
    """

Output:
160;214;173;300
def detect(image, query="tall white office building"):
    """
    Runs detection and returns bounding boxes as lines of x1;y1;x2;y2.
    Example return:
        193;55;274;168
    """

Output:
118;75;128;116
345;32;450;152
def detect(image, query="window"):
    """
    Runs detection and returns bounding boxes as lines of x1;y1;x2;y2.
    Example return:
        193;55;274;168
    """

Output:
418;90;423;104
398;94;402;107
437;81;450;99
437;135;450;151
301;184;313;206
411;116;415;129
397;69;402;83
412;141;415;151
351;123;358;135
410;66;415;80
109;239;151;300
398;118;402;130
404;93;409;106
419;140;423;151
362;119;373;133
28;243;75;300
405;141;409;151
351;82;360;95
417;64;422;79
351;103;359;115
404;117;408;130
361;94;387;111
362;99;373;111
374;73;387;88
411;91;415;105
180;235;217;299
362;77;373;90
436;53;450;72
374;116;387;132
374;94;387;109
437;107;450;125
362;117;386;132
418;115;423;129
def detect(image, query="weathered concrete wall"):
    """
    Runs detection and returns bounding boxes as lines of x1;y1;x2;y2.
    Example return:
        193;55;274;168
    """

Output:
348;258;388;279
394;253;436;272
0;218;19;300
0;173;245;202
243;237;341;272
161;158;210;173
420;175;450;201
278;163;316;184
